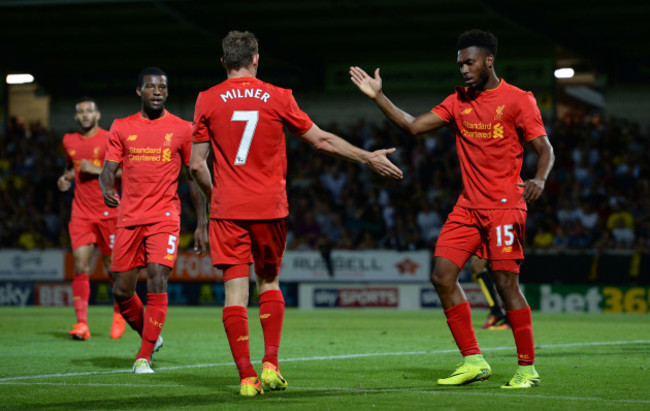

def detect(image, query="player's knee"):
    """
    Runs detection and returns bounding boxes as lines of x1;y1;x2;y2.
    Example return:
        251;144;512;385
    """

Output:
493;271;517;296
431;267;453;289
112;283;133;301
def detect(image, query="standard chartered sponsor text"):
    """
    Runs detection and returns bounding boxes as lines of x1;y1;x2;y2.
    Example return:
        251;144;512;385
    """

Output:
461;121;493;139
129;146;162;161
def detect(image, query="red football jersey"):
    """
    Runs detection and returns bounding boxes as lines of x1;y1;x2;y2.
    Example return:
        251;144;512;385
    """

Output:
63;128;117;220
193;76;314;219
106;111;192;227
432;79;546;210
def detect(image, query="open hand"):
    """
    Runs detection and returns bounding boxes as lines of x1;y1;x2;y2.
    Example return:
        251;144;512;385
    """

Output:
367;147;403;179
350;67;382;99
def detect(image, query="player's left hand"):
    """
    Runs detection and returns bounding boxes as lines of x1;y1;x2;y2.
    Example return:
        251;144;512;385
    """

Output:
517;178;545;202
193;224;208;255
367;147;403;179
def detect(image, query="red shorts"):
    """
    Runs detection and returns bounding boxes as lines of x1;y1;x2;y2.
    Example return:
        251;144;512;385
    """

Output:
434;206;526;273
209;218;287;281
111;220;181;272
68;217;117;256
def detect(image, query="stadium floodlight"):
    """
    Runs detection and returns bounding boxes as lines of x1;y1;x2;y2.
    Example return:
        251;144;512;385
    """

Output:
554;68;575;79
6;74;35;84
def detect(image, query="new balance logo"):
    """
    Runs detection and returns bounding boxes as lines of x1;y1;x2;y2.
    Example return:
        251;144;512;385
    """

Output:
127;135;138;141
164;254;174;261
237;335;249;342
260;314;271;319
462;108;472;114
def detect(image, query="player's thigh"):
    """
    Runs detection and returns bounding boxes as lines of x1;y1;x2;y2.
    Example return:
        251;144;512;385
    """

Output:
434;206;482;270
143;221;181;269
93;218;117;257
68;218;97;251
248;217;287;280
209;219;253;266
482;208;525;274
111;225;146;273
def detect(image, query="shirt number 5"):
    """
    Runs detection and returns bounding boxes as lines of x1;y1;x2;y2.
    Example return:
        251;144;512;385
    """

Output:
232;110;259;165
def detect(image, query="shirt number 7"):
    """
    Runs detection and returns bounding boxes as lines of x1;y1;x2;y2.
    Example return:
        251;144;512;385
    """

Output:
232;110;259;165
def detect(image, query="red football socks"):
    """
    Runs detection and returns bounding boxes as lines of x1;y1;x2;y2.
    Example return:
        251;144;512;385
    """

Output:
223;306;257;380
136;293;168;361
118;293;144;335
507;306;535;365
72;274;90;324
444;301;482;356
259;290;285;367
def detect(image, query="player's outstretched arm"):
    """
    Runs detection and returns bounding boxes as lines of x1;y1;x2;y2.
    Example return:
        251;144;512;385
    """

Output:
99;160;120;208
517;135;555;202
300;124;403;180
350;66;445;136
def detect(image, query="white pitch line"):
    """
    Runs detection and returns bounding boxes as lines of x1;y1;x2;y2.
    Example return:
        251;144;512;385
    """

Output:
0;339;648;383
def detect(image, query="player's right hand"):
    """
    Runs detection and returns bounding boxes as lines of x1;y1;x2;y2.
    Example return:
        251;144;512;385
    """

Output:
367;147;403;180
57;175;71;192
103;189;120;208
350;67;382;99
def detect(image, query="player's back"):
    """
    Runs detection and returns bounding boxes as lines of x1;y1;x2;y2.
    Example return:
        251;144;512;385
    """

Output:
194;76;313;220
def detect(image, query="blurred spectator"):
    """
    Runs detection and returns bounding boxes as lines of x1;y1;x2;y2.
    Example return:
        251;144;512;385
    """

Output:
611;216;635;248
416;199;442;243
606;199;634;231
552;226;570;251
567;222;591;249
532;221;554;249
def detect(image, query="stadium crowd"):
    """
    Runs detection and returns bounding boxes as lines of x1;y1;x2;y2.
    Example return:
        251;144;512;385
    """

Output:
1;110;649;253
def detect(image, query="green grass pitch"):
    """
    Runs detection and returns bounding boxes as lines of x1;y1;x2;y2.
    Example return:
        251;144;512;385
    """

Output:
0;306;648;410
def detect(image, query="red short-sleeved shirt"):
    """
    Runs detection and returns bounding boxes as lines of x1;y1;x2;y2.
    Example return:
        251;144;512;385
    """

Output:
105;110;192;227
432;79;546;210
63;128;117;220
193;76;314;219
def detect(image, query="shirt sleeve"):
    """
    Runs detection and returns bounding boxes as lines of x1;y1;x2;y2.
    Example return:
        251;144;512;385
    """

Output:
192;92;210;143
105;120;124;163
516;92;547;142
62;135;72;165
282;91;314;135
431;92;457;124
